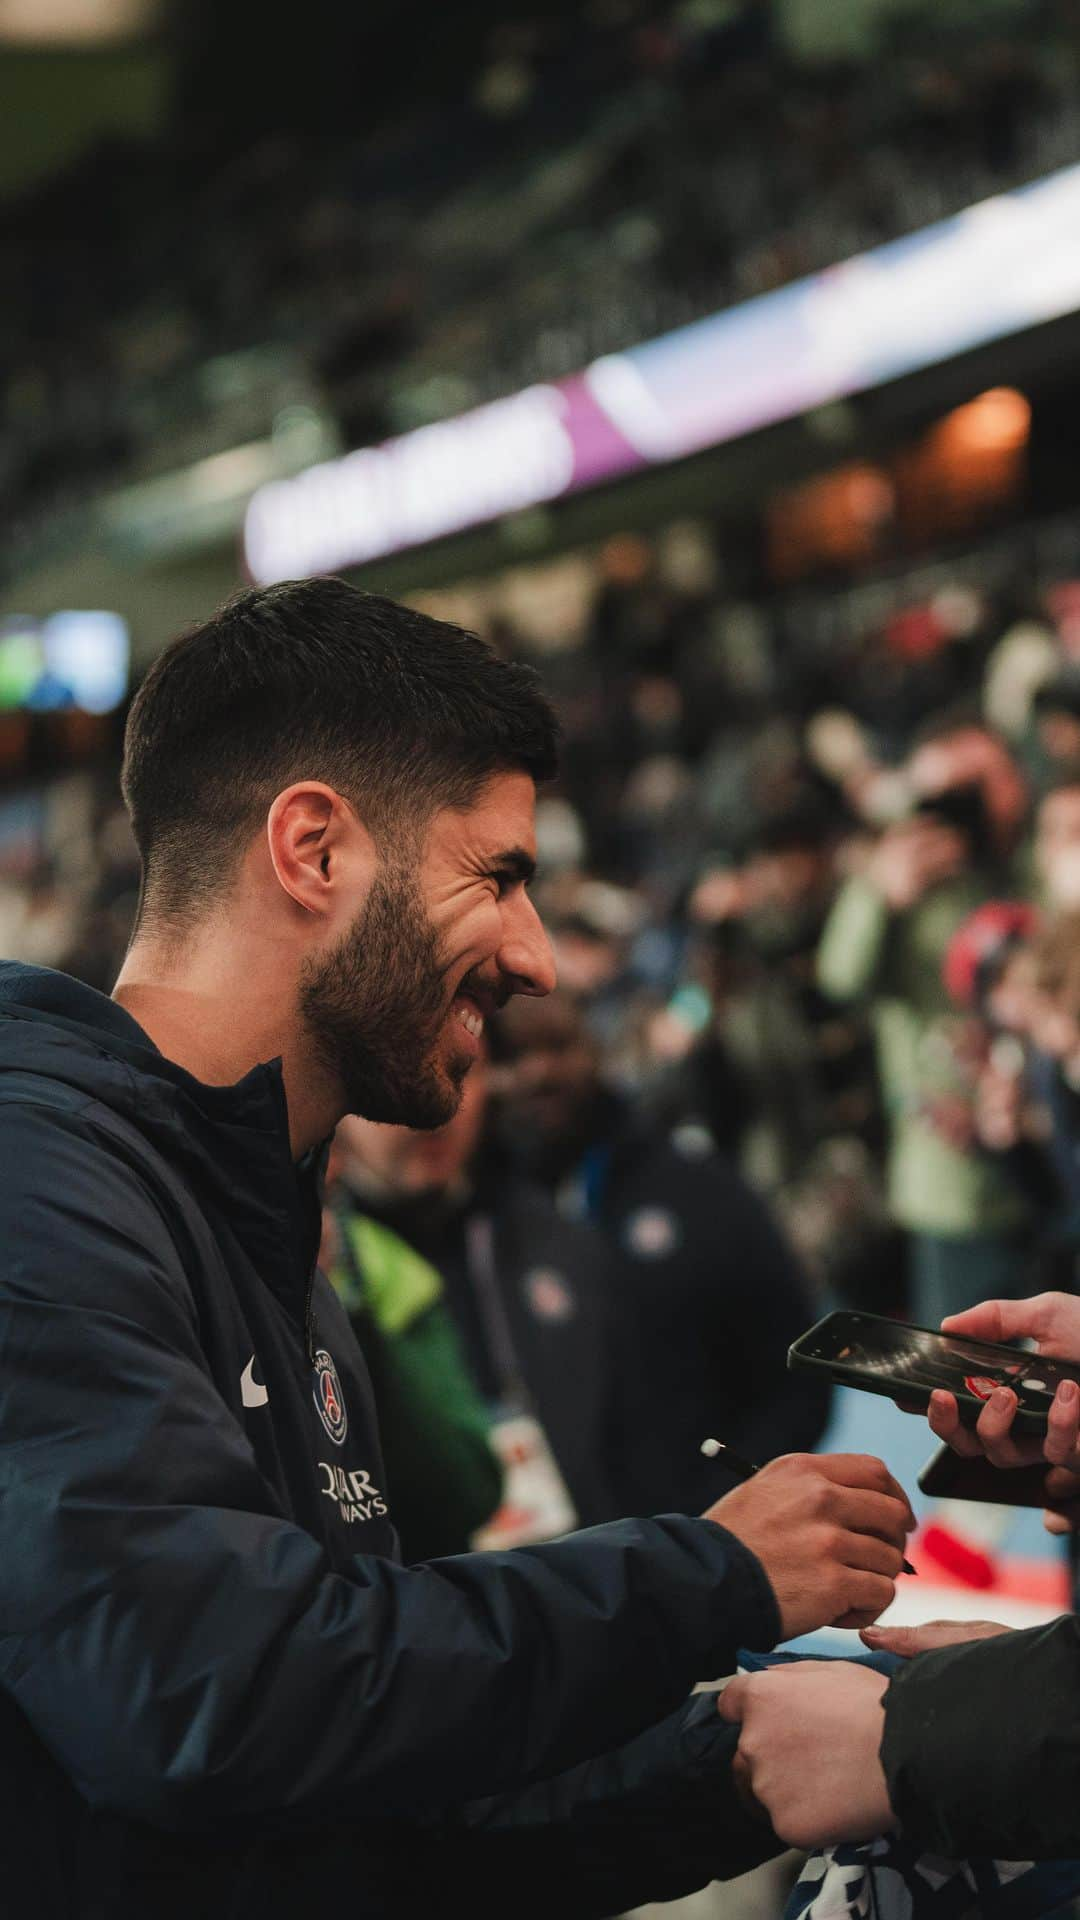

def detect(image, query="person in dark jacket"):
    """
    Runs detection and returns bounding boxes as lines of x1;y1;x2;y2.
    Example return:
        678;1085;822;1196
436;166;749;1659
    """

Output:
720;1286;1080;1859
0;578;916;1920
490;990;833;1513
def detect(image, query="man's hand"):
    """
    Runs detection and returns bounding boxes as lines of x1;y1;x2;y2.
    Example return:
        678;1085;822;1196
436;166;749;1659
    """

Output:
859;1617;1010;1656
865;820;967;912
718;1662;893;1850
705;1454;915;1639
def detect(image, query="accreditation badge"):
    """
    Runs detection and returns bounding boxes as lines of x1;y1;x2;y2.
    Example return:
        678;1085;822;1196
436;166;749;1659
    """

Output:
470;1411;578;1550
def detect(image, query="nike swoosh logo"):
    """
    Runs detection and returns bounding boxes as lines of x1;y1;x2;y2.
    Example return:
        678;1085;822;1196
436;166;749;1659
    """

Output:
241;1355;269;1409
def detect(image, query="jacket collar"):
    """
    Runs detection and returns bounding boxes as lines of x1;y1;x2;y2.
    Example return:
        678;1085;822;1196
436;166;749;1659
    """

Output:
0;962;324;1303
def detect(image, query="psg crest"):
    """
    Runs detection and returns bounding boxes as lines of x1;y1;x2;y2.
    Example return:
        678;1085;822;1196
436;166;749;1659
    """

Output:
312;1349;348;1445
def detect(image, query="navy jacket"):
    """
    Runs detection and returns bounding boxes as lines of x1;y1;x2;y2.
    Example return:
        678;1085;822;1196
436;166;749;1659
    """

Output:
357;1171;625;1529
0;964;782;1918
560;1099;832;1514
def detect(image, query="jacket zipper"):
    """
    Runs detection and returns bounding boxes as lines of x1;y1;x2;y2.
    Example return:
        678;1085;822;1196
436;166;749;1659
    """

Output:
304;1257;318;1365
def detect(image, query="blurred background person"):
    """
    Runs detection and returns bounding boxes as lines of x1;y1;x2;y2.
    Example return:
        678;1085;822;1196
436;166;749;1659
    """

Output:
490;989;833;1515
816;720;1037;1325
318;1136;504;1563
329;1055;626;1542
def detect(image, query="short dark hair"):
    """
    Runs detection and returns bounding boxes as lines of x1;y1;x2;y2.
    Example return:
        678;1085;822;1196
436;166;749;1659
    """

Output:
122;577;559;928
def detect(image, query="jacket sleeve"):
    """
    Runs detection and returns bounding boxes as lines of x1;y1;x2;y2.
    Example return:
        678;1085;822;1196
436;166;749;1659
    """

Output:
816;874;894;1004
881;1615;1080;1858
432;1690;783;1916
0;1100;780;1832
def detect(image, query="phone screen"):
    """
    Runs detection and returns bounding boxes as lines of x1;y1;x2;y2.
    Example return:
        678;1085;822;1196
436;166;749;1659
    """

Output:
792;1310;1080;1427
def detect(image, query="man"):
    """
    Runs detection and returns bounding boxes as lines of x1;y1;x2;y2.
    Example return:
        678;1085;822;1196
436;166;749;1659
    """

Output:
721;1290;1080;1859
490;989;832;1513
319;1139;505;1561
0;579;914;1918
330;1053;625;1547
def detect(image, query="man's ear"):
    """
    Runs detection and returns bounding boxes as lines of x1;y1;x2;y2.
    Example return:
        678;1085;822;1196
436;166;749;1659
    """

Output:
266;783;377;919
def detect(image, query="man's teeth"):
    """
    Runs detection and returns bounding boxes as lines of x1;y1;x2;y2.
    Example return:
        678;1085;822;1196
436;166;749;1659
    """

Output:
458;1004;484;1039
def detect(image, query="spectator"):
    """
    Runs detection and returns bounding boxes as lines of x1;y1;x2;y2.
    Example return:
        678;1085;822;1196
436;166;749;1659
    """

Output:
490;988;832;1514
320;1160;503;1562
817;720;1036;1324
719;1289;1080;1860
330;1055;624;1538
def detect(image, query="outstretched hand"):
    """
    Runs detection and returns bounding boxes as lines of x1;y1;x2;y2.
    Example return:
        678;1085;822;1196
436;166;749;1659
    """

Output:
705;1452;915;1640
859;1617;1010;1657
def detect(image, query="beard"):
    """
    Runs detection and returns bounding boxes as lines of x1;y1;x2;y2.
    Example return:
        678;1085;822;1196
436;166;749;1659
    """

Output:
298;860;469;1129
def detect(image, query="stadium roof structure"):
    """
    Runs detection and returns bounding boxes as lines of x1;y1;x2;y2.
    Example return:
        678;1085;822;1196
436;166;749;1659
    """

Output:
245;160;1080;586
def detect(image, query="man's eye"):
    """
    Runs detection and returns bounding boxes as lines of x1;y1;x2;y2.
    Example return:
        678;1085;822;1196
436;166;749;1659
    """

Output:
487;867;535;897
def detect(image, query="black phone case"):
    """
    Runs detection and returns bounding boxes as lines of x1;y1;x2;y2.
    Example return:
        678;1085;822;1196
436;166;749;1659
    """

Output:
917;1443;1051;1506
787;1311;1052;1434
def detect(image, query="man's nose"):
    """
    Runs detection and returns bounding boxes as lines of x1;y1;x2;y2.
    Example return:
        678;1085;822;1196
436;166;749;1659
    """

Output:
499;895;557;999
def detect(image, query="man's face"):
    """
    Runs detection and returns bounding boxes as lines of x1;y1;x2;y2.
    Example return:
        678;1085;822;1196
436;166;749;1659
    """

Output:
492;993;601;1162
300;771;555;1129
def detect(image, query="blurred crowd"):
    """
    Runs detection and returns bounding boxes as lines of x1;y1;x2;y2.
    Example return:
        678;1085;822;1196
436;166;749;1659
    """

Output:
6;0;1080;561
10;493;1080;1547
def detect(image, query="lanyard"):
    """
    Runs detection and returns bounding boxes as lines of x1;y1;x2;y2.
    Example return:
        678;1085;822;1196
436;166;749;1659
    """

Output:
463;1211;532;1409
332;1202;366;1314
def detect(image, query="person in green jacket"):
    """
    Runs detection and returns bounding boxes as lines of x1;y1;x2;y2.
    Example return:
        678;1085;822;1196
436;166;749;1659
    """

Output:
322;1197;503;1561
817;721;1035;1324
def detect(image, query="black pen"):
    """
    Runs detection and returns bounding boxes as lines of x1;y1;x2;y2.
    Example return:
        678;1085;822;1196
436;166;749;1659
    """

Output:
700;1436;917;1575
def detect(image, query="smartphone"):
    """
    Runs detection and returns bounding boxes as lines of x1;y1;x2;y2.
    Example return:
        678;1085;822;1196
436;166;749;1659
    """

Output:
788;1308;1080;1434
917;1443;1052;1507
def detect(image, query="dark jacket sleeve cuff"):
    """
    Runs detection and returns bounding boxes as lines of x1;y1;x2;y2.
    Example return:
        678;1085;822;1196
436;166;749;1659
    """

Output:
882;1615;1080;1859
696;1521;783;1657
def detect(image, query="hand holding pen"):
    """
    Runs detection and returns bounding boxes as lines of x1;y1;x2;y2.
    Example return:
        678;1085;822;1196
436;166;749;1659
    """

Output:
696;1441;918;1639
701;1437;917;1576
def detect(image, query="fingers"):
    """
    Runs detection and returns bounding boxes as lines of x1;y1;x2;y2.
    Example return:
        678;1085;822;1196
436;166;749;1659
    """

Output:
829;1568;896;1629
860;1618;1009;1656
970;1387;1044;1468
931;1381;1066;1470
831;1488;915;1551
731;1748;765;1818
1042;1463;1080;1533
718;1678;746;1724
1045;1380;1080;1468
933;1383;1040;1467
813;1454;916;1530
835;1530;905;1579
1044;1464;1080;1504
941;1295;1056;1348
859;1622;933;1657
927;1389;982;1456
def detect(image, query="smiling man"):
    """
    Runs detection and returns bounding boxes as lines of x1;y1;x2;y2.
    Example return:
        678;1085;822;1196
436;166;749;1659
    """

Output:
0;579;916;1919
